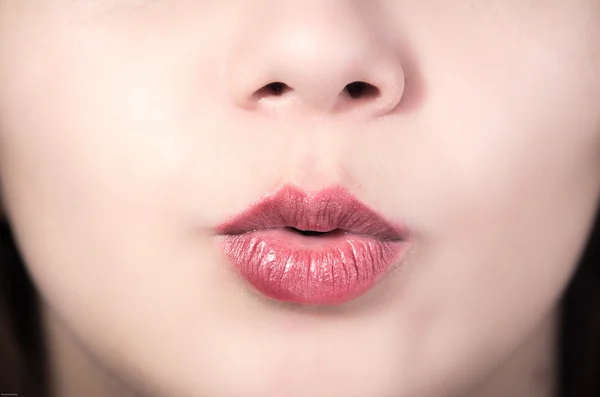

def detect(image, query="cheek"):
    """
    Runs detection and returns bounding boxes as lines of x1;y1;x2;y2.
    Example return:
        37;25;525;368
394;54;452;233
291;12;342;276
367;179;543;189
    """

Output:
369;10;600;385
382;102;600;396
0;20;246;392
0;26;180;331
0;13;218;243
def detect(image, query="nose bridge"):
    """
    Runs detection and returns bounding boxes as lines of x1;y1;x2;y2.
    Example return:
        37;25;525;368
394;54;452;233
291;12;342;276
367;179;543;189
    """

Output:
225;1;406;117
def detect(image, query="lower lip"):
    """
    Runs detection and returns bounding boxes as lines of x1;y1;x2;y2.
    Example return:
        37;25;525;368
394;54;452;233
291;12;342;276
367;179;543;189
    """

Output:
218;228;408;305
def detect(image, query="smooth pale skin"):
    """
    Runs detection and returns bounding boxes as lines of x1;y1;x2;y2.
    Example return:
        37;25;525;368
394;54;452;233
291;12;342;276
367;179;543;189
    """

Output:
0;1;599;396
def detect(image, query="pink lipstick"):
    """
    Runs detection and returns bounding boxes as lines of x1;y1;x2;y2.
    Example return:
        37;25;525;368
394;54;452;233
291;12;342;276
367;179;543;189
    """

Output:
215;186;410;305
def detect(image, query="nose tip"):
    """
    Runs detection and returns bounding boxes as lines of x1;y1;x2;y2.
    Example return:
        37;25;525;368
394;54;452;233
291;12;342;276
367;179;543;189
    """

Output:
224;3;406;118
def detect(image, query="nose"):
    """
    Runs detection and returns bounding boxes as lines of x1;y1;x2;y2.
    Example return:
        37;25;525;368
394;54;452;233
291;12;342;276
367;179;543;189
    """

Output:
224;1;406;118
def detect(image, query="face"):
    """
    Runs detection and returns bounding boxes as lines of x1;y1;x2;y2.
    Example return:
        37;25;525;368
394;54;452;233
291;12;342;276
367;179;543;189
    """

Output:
1;1;600;396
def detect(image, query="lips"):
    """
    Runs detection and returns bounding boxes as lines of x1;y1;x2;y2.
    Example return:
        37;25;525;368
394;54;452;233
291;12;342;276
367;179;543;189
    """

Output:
215;186;410;305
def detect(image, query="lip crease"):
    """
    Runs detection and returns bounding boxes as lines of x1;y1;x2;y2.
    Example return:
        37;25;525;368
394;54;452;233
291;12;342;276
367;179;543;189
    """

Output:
215;185;410;305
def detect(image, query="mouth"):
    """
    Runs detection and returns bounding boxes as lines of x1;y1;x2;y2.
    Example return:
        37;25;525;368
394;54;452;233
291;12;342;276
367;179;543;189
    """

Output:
215;185;410;306
289;227;330;236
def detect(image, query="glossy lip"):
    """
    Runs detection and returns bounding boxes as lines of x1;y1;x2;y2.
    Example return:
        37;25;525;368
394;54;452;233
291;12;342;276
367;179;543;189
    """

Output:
215;185;410;305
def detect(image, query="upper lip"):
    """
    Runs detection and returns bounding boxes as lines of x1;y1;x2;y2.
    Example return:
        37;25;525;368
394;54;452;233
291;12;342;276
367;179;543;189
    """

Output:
215;185;407;241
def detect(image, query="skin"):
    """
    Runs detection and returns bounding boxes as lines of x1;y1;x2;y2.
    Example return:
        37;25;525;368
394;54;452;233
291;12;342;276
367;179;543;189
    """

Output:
0;0;599;396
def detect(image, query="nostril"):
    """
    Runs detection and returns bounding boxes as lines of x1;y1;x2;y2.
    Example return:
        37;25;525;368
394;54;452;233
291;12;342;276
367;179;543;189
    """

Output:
253;82;291;99
345;81;379;99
